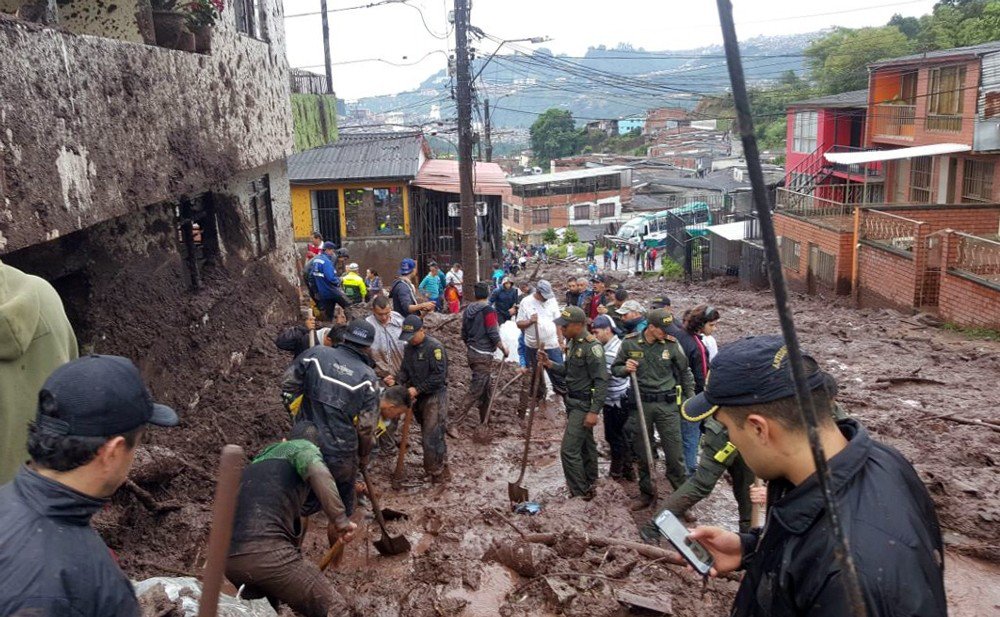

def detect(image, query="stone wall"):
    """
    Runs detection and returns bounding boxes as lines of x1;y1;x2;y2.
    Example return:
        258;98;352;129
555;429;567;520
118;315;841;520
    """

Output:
0;0;293;254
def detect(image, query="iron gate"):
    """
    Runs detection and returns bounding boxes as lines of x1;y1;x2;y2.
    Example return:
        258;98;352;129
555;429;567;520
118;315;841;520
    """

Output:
314;190;341;246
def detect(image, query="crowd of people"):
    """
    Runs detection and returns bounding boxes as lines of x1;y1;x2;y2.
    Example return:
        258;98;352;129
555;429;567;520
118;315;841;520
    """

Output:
0;239;950;616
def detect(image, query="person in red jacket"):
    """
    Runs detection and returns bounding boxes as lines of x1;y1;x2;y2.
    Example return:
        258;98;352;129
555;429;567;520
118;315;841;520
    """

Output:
306;232;323;259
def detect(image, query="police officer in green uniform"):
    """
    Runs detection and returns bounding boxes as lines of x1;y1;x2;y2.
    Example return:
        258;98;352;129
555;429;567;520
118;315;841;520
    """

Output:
612;308;695;511
538;306;609;499
659;415;756;530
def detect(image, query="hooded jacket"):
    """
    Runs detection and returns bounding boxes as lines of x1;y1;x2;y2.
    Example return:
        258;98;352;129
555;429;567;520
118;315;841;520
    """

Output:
489;284;519;322
0;467;139;616
461;302;501;355
0;260;78;483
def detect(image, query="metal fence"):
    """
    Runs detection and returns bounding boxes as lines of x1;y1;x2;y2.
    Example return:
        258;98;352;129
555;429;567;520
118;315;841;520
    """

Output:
739;240;770;289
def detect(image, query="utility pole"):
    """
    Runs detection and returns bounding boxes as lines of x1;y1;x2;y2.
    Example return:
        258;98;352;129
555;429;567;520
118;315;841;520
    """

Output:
484;97;493;162
320;0;333;94
454;0;478;291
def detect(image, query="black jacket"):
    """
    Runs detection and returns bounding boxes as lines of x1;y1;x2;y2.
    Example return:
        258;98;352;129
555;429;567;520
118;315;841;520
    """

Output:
397;335;448;396
734;419;946;617
275;325;323;358
462;302;502;354
281;344;378;471
668;324;709;394
390;278;418;316
0;467;140;616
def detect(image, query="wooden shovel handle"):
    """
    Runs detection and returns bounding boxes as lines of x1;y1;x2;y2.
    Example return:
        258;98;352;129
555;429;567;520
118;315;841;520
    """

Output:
393;407;413;481
750;479;765;528
318;537;346;572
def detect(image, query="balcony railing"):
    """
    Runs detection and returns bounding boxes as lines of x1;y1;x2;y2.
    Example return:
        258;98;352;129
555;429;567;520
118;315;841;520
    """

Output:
953;233;1000;283
926;114;963;133
872;103;916;140
828;145;883;178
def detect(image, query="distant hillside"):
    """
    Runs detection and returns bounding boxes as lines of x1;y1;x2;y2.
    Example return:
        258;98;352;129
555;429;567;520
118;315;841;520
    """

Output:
350;31;820;129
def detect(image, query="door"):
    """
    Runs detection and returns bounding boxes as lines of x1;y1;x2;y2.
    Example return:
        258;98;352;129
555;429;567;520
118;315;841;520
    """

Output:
313;190;341;246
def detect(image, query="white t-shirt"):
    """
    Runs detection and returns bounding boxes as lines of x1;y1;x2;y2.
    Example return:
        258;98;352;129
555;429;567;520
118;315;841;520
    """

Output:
516;295;560;349
445;269;463;294
702;334;719;361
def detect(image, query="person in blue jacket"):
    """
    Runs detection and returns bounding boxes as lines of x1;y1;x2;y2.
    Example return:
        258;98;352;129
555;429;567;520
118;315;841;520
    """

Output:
310;241;349;320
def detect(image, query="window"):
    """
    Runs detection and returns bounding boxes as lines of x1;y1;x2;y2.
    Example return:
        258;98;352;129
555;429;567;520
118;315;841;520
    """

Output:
927;65;965;131
503;204;510;220
574;204;590;220
900;71;918;105
531;208;550;225
234;0;266;40
599;202;615;218
344;187;406;237
793;111;817;153
779;237;800;271
249;176;274;256
962;159;995;203
513;208;521;224
910;156;932;203
175;195;220;291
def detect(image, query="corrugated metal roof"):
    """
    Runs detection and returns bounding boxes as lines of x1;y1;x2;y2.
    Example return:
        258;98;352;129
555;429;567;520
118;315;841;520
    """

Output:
507;165;630;186
869;41;1000;68
288;132;426;182
788;89;868;109
411;159;511;196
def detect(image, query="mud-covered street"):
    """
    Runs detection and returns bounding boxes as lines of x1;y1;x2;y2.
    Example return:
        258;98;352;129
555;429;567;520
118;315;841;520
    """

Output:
97;262;1000;616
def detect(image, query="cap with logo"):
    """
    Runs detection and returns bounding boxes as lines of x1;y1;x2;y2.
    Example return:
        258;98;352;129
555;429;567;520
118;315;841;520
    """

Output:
321;241;337;251
399;258;416;275
646;308;673;328
399;314;424;341
554;305;587;326
591;315;615;330
343;319;375;347
535;280;554;300
681;334;831;422
590;274;606;284
616;299;646;315
35;355;179;438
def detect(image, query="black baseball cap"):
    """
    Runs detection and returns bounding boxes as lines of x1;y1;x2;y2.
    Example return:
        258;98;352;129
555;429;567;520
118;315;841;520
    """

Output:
650;296;671;309
35;355;179;437
343;319;375;347
554;305;586;326
399;314;424;341
681;335;831;422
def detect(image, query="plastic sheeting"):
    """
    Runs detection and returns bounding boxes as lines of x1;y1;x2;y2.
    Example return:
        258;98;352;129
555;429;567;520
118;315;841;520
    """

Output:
133;577;277;617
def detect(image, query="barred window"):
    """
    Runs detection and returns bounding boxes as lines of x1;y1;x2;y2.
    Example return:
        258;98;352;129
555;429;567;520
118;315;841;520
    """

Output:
513;208;520;224
962;159;995;203
531;208;550;225
574;204;590;220
599;202;615;218
503;204;510;220
910;156;932;204
779;237;800;272
792;111;817;153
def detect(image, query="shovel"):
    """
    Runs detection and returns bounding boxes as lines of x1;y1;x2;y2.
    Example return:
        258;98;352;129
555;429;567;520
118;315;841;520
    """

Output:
474;360;508;444
508;323;544;505
631;373;658;506
360;466;411;556
317;536;346;572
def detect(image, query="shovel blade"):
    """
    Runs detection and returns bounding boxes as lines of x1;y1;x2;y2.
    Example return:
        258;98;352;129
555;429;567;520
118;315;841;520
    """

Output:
507;483;529;505
373;534;411;556
472;426;492;445
380;508;408;521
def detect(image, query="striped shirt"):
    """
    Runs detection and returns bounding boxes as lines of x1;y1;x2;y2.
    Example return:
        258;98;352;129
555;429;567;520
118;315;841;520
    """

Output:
602;335;629;406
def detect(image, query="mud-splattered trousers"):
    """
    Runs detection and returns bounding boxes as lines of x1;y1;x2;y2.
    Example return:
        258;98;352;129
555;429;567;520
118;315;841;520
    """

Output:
413;389;449;478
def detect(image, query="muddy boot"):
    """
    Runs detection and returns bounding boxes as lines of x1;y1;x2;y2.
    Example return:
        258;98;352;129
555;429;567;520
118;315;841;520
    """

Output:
639;522;662;546
682;510;698;524
430;465;452;484
609;458;624;479
630;493;655;512
581;487;596;502
621;462;636;482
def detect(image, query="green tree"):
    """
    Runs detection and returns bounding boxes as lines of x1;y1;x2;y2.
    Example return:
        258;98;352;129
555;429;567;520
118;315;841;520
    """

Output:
562;228;579;244
542;228;558;243
805;26;913;94
530;109;580;164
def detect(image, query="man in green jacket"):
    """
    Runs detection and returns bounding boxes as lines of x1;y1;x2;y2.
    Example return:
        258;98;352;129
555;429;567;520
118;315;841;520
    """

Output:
0;260;78;483
611;308;694;510
538;306;609;499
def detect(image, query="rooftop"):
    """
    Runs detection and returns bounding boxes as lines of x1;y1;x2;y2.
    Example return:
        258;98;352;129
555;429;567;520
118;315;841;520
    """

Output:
788;89;868;109
412;159;510;196
507;165;630;186
288;132;428;182
869;41;1000;68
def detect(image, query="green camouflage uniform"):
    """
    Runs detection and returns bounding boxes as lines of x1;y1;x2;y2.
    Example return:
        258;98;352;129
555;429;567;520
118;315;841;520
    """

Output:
549;333;609;496
612;331;695;496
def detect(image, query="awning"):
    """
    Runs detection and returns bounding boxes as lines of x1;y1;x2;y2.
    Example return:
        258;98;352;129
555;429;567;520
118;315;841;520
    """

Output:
824;143;971;165
412;159;511;196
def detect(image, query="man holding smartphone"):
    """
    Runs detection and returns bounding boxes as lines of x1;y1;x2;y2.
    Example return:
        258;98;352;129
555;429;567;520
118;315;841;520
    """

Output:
680;335;946;616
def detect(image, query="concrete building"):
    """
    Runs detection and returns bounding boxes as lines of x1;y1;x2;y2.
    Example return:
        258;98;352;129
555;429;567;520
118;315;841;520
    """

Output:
503;166;632;242
0;1;299;383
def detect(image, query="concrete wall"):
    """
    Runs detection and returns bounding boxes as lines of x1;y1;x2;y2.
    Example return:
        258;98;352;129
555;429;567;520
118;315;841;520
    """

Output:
0;0;293;255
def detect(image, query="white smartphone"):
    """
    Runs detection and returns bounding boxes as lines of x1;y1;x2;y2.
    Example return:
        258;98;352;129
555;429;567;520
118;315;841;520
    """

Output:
653;510;714;576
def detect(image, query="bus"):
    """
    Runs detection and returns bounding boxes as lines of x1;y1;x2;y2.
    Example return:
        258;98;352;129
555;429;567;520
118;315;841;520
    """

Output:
606;201;714;247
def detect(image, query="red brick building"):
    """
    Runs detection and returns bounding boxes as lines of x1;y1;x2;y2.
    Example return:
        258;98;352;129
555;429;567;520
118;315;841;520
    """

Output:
774;42;1000;329
503;166;633;242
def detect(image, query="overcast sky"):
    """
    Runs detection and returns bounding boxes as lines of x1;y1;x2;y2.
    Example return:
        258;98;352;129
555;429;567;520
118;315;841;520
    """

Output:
283;0;939;100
